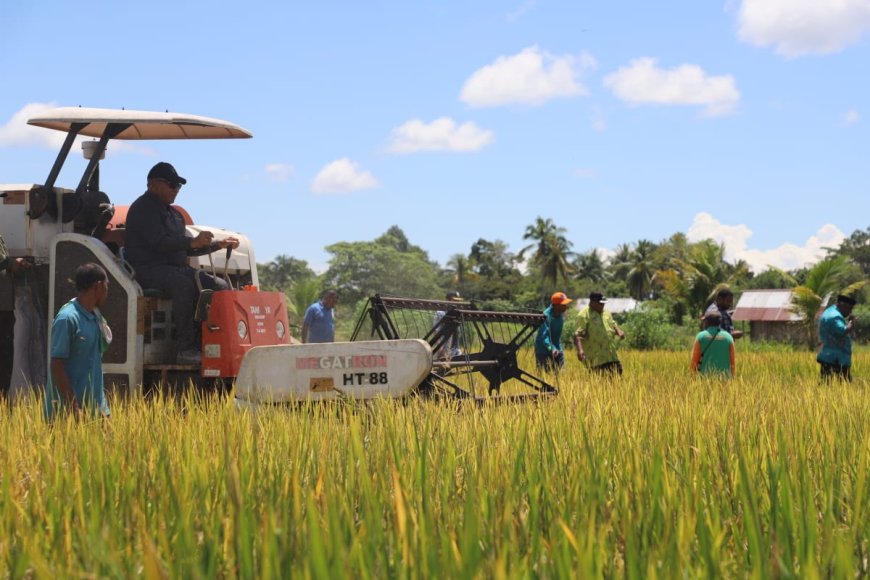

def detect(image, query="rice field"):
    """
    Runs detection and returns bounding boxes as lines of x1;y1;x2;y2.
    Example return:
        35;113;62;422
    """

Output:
1;349;869;577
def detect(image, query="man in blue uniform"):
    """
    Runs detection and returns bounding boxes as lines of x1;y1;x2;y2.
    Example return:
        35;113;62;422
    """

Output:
817;294;857;382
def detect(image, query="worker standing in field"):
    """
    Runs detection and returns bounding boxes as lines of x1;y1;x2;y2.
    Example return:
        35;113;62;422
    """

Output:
433;290;464;359
817;294;857;382
690;311;735;378
0;235;33;398
302;290;338;343
704;287;744;339
534;291;573;372
574;292;625;376
1;235;39;401
43;263;112;420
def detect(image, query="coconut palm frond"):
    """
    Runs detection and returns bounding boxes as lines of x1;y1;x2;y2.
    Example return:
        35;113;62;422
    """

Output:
803;256;847;296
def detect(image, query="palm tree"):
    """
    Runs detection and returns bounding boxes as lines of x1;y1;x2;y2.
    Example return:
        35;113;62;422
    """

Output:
626;239;657;300
656;240;741;317
445;253;478;289
790;256;866;348
656;233;690;265
607;243;634;281
469;238;514;278
286;278;323;336
574;249;606;282
518;217;575;291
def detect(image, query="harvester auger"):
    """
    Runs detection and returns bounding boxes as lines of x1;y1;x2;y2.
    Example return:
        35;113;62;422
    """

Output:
350;294;558;402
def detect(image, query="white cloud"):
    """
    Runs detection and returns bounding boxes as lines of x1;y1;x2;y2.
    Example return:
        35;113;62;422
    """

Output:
737;0;870;57
310;158;379;194
596;247;616;264
388;118;493;153
574;167;596;178
460;46;595;108
265;163;295;183
843;109;860;125
0;102;65;148
687;212;845;272
603;58;740;117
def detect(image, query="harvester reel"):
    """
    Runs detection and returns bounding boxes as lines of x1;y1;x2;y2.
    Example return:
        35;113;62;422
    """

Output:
351;294;558;402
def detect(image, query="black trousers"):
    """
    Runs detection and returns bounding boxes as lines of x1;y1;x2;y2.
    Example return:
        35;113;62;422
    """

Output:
819;361;851;382
136;265;228;352
0;311;13;394
592;360;623;376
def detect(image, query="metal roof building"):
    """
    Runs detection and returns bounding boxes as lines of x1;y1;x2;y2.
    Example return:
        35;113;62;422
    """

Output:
732;289;803;343
732;289;801;322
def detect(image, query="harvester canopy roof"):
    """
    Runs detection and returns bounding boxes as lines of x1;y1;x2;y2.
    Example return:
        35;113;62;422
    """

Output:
27;107;252;140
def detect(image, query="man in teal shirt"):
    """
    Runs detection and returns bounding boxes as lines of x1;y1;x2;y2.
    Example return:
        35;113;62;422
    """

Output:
691;312;735;378
534;291;572;372
817;294;856;382
44;263;112;420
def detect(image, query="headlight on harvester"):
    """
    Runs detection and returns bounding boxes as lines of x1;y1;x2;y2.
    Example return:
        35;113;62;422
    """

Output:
276;321;285;339
237;320;248;339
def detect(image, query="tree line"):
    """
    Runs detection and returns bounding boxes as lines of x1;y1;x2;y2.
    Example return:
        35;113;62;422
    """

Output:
258;220;870;346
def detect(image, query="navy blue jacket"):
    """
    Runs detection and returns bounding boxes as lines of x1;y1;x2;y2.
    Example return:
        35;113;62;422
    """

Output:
124;191;213;268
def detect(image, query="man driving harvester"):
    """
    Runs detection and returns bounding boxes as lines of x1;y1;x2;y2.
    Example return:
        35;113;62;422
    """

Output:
125;162;239;365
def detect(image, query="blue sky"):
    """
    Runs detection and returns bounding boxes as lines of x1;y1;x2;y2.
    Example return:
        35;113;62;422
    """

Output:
1;1;868;273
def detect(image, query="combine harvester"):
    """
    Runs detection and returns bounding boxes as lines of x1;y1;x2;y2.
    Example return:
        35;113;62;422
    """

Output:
1;105;557;404
234;294;558;406
0;106;290;394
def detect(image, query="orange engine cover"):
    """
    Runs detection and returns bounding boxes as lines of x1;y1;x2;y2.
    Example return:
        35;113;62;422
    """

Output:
201;290;291;378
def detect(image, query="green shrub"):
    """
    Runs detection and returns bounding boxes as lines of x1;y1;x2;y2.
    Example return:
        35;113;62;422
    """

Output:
853;304;870;344
621;306;679;350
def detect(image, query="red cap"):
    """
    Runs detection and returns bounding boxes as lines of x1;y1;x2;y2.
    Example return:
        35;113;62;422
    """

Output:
551;292;572;306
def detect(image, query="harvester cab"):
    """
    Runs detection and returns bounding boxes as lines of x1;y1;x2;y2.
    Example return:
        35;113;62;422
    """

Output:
0;107;290;396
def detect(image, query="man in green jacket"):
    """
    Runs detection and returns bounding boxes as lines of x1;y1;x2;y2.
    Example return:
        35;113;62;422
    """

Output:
574;292;625;376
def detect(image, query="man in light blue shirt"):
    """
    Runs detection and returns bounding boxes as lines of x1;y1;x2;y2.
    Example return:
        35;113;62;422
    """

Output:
44;263;112;420
817;294;857;382
302;290;338;343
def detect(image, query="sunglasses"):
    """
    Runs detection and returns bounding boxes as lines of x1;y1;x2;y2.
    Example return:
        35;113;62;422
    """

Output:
159;179;182;190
